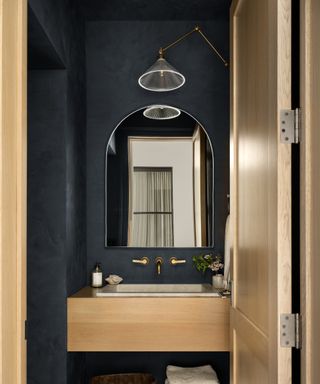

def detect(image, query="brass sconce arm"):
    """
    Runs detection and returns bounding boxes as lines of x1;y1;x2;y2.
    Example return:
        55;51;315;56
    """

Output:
159;26;228;67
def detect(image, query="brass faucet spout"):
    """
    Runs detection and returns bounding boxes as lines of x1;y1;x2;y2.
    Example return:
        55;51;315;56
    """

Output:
155;257;163;275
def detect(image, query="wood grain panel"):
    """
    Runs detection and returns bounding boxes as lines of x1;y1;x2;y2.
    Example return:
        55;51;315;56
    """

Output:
236;333;268;383
233;305;268;382
0;0;27;383
230;0;292;382
68;297;230;352
235;0;269;333
300;0;320;382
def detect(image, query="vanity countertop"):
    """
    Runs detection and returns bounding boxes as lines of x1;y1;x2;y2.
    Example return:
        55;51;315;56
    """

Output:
70;284;227;298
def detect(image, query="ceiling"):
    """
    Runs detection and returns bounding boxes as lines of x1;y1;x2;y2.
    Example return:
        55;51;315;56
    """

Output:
28;5;65;69
79;0;231;21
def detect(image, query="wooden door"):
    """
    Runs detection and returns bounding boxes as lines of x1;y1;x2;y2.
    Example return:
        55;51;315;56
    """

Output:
0;0;27;383
300;0;320;382
230;0;292;383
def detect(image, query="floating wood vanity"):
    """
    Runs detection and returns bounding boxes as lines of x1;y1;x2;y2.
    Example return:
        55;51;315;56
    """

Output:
67;286;230;352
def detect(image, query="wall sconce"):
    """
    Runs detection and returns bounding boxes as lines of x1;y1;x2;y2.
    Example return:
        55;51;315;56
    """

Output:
138;26;228;92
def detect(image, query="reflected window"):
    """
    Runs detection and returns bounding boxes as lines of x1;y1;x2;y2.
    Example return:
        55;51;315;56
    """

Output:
129;167;173;247
128;137;196;247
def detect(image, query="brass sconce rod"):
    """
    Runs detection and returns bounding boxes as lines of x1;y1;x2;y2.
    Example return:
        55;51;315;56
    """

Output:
159;26;228;67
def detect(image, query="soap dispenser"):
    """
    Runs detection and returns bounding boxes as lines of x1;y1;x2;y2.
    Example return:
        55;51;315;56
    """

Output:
91;262;103;288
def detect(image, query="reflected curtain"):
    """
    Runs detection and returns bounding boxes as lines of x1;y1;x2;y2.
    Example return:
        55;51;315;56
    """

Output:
131;168;173;247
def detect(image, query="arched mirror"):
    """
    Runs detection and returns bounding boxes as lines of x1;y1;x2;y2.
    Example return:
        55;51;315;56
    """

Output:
105;106;214;248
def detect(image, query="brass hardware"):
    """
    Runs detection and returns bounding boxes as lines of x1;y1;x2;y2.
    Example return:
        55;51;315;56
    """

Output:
132;257;149;265
196;28;228;67
159;25;228;67
161;27;198;54
169;257;186;266
155;257;163;275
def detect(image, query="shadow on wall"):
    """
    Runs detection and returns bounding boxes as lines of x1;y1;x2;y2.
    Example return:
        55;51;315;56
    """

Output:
27;1;87;384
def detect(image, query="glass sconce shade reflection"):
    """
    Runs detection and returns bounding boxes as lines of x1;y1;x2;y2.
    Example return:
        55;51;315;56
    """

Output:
143;105;181;120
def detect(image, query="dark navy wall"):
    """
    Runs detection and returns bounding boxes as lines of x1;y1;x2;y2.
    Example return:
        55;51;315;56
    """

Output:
28;0;87;295
27;1;86;383
28;70;68;384
28;7;230;383
86;20;229;283
85;19;229;383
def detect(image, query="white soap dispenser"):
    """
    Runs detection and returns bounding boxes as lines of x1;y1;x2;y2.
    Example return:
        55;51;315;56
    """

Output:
91;262;103;288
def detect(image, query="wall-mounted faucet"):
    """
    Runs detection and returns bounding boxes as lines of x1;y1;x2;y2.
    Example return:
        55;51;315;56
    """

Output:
169;257;186;265
155;257;163;275
132;257;149;265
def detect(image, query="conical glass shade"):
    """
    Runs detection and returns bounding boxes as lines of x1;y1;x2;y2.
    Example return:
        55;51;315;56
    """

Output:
138;58;185;92
143;105;181;120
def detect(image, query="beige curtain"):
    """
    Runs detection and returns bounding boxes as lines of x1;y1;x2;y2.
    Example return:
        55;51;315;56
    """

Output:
131;169;173;247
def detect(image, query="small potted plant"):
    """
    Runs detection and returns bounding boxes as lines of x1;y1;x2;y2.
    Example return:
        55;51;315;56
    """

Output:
192;253;224;289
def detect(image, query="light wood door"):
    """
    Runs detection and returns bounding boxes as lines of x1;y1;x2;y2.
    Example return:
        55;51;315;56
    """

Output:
0;0;27;383
300;0;320;382
230;0;292;383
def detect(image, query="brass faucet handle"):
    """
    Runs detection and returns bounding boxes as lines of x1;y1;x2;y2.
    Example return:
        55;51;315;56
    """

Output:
132;257;149;265
170;257;186;265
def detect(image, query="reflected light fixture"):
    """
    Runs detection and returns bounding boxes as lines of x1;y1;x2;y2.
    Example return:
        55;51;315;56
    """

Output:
138;26;228;92
143;105;181;120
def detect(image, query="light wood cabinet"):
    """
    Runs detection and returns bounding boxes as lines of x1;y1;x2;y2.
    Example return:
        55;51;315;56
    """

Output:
67;287;230;352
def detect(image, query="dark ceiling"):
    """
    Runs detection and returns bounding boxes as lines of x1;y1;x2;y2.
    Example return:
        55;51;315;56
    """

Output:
79;0;231;21
28;5;65;69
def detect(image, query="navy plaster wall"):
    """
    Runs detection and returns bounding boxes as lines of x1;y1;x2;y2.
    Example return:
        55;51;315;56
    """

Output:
28;70;68;384
86;20;230;283
28;8;230;383
85;19;230;383
27;1;86;383
80;0;232;21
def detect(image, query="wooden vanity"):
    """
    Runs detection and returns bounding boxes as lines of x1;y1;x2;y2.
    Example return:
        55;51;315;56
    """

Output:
67;286;230;352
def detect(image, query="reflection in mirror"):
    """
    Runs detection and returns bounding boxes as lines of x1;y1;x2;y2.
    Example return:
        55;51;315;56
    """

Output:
105;107;213;248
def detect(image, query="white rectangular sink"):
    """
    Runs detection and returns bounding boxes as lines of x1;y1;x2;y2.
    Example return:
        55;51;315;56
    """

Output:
95;284;221;297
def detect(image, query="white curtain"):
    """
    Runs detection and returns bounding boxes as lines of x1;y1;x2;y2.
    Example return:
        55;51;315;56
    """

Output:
131;169;173;247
